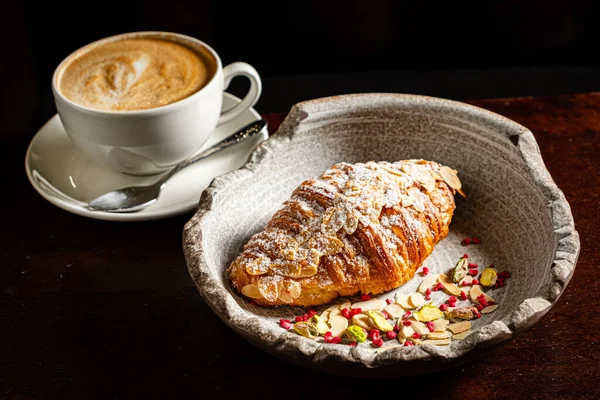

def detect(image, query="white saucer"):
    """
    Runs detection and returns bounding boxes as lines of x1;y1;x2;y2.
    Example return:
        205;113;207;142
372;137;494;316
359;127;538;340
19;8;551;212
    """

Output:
25;93;268;221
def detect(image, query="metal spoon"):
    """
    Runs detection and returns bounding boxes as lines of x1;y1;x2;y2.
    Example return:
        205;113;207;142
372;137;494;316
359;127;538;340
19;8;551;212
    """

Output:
88;119;266;213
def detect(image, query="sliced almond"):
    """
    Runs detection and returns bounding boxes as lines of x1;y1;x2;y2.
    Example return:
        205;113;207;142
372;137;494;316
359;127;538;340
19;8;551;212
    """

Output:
374;344;403;354
427;331;450;340
351;298;386;312
469;285;495;304
432;318;449;332
383;303;405;319
418;274;438;294
460;276;473;286
241;284;263;299
352;314;374;330
481;305;499;314
399;325;415;339
244;258;269;275
469;285;484;302
257;277;280;302
439;165;461;190
452;331;472;340
422;339;451;346
438;274;461;296
321;304;341;322
447;321;472;334
408;337;422;345
409;293;425;308
410;320;430;336
396;294;415;310
328;315;349;337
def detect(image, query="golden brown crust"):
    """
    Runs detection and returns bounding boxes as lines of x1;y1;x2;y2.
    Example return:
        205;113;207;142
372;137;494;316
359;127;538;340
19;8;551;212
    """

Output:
228;160;460;306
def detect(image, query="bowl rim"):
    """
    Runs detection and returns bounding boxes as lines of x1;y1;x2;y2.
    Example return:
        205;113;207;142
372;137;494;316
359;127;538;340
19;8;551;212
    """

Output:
183;93;580;373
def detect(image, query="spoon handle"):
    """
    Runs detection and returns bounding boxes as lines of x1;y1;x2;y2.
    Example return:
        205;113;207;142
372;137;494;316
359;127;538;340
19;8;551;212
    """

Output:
163;119;267;181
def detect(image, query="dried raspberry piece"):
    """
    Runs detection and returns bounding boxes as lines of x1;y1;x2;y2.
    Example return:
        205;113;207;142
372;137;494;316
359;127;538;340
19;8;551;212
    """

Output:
476;294;488;307
468;263;479;268
279;319;292;330
459;291;468;301
403;341;414;347
425;294;431;301
422;267;430;276
439;303;449;311
448;301;457;308
402;320;412;326
341;308;351;319
426;322;435;332
368;329;381;341
350;307;362;316
472;238;481;244
403;310;412;320
448;296;457;303
386;331;397;340
425;288;432;296
461;281;471;287
475;304;484;311
360;294;371;301
468;269;479;276
348;342;357;347
412;332;421;339
474;311;482;319
331;337;342;344
386;298;393;305
382;311;389;320
463;254;469;259
393;324;400;332
472;279;480;285
461;237;471;246
307;309;317;318
295;315;306;322
372;338;384;348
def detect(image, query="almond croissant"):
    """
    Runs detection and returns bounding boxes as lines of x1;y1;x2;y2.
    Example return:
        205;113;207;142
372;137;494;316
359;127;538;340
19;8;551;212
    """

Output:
228;160;462;307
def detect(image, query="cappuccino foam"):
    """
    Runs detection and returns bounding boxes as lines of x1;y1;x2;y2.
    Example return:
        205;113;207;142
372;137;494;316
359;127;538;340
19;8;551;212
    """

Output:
59;38;212;111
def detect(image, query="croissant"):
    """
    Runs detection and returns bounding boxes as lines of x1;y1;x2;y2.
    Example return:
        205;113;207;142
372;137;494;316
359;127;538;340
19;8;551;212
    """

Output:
228;160;462;307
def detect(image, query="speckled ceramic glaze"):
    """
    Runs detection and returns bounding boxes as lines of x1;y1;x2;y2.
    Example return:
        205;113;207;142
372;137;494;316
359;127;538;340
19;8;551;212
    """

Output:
183;94;579;376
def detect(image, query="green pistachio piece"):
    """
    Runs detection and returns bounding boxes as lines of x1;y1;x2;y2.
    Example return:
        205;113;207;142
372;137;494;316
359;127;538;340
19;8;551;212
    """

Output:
365;310;394;332
480;268;498;287
293;321;320;339
451;257;469;283
414;304;444;322
310;315;330;335
345;325;367;343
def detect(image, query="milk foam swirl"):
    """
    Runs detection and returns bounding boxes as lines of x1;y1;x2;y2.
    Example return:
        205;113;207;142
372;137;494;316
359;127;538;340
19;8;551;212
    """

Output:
59;38;211;111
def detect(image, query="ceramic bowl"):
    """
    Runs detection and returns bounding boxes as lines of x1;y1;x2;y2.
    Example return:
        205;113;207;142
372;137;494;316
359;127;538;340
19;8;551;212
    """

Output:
183;94;579;376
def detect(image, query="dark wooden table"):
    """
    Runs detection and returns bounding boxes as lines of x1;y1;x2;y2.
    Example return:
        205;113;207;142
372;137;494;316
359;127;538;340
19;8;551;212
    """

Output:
1;93;599;399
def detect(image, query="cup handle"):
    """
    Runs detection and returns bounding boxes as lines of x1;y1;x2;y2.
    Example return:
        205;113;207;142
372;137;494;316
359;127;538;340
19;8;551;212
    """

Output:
218;62;262;125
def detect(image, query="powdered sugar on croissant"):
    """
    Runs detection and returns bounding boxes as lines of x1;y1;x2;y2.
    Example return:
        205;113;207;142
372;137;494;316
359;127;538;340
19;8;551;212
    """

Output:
228;160;462;306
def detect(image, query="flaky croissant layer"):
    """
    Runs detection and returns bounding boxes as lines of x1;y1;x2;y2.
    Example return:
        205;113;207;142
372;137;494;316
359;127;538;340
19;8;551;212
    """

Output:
228;160;462;306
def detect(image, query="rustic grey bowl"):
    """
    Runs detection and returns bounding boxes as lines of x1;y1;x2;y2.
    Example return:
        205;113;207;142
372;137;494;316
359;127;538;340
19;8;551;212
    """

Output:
183;94;579;377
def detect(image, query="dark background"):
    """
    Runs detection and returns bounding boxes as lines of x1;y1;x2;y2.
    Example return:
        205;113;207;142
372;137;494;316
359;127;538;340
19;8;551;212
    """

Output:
2;0;599;138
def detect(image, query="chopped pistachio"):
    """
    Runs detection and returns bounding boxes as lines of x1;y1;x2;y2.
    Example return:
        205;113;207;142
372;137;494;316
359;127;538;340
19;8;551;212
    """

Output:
414;304;444;322
311;315;330;334
345;325;367;343
448;306;477;321
293;321;319;339
480;268;498;287
451;257;469;283
366;310;394;332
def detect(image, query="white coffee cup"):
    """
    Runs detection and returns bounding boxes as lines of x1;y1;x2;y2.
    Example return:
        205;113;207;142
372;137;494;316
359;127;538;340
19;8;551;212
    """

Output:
52;31;262;175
